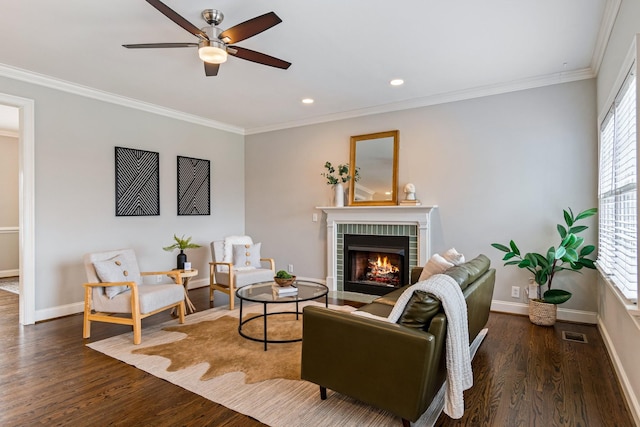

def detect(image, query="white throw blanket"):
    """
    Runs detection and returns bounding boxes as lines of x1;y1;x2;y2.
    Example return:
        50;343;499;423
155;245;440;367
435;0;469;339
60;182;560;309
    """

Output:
387;274;472;419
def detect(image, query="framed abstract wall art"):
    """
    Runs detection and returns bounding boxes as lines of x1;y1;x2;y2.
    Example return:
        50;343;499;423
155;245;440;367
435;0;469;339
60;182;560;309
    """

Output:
115;146;160;216
177;155;210;215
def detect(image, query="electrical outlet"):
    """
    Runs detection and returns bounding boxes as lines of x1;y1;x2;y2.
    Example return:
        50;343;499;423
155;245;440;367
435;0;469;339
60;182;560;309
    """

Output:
288;264;294;273
312;213;318;222
511;286;520;298
156;275;162;283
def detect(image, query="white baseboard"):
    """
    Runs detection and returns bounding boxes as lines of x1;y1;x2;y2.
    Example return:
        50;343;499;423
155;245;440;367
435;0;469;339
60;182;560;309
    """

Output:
491;299;598;324
187;278;208;290
0;269;19;278
598;319;640;426
35;301;84;322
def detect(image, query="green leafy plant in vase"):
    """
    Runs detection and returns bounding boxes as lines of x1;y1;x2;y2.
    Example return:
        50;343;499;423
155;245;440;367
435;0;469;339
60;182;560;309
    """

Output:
321;161;359;207
163;234;201;270
491;207;597;309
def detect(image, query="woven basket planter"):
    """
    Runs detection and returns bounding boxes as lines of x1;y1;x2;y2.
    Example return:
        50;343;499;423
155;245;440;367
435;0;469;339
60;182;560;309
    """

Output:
529;299;557;326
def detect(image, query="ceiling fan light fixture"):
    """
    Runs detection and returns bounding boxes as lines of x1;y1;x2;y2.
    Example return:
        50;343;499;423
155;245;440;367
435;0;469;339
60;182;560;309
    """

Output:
199;40;228;64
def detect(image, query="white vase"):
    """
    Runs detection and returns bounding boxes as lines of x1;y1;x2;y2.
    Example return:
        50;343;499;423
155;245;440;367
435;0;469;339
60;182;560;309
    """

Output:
334;183;344;207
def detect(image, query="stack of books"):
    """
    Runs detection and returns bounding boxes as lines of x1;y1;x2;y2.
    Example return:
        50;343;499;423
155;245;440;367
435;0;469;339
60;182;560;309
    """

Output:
399;199;421;206
274;285;298;297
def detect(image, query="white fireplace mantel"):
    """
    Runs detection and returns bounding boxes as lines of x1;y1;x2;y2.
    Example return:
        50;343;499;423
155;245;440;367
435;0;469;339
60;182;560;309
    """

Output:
318;205;437;291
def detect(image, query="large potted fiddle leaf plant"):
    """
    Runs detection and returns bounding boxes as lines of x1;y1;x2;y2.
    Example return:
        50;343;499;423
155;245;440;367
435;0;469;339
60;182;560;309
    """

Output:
491;207;597;326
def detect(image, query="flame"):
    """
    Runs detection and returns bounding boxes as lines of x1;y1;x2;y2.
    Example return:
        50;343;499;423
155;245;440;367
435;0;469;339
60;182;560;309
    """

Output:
370;255;399;275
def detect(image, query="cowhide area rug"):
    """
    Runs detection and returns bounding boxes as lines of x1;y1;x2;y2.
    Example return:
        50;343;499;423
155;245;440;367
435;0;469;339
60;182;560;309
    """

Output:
88;300;487;426
133;311;305;384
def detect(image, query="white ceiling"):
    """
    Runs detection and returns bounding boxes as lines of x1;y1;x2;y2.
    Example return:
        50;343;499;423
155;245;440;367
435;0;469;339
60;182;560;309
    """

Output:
0;1;613;134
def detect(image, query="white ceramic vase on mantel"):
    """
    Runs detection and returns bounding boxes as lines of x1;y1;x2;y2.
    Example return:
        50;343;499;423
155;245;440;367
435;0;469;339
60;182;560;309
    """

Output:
334;182;345;207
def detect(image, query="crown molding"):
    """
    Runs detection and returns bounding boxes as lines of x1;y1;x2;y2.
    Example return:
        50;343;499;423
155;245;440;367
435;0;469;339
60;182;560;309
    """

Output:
0;63;244;135
0;60;598;138
245;68;596;135
590;0;622;75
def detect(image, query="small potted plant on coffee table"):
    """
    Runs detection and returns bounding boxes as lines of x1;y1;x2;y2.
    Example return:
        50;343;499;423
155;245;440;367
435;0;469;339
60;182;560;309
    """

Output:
491;207;597;326
274;270;296;286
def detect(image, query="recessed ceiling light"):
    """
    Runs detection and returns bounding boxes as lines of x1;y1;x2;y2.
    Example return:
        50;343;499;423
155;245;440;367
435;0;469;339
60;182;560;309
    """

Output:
302;98;314;104
390;79;404;86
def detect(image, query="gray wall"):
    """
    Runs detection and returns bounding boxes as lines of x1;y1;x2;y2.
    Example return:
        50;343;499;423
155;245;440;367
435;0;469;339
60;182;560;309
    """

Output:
245;78;598;312
0;134;19;273
594;0;640;423
0;75;246;313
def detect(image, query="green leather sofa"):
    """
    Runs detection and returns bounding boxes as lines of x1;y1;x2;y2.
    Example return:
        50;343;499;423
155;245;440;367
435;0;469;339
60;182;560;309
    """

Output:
301;254;495;425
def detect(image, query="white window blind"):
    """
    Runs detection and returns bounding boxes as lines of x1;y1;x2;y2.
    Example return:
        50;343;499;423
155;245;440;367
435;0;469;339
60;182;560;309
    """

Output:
598;64;638;302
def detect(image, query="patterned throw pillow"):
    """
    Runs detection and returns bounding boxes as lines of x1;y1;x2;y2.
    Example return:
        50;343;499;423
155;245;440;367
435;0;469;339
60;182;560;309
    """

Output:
232;242;262;270
93;255;141;298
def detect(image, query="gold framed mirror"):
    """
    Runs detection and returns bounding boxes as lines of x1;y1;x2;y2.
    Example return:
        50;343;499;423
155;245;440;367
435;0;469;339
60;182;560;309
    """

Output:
348;130;399;206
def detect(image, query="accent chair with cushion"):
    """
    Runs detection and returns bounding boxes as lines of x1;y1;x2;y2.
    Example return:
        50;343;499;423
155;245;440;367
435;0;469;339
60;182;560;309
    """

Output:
83;248;186;345
209;236;275;310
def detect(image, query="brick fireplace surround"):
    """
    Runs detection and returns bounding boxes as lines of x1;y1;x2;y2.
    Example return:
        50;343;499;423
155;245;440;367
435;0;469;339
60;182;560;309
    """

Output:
319;206;437;292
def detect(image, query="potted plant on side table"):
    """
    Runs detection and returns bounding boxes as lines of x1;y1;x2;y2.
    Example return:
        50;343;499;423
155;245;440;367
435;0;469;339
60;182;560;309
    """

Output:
163;234;201;270
491;207;597;326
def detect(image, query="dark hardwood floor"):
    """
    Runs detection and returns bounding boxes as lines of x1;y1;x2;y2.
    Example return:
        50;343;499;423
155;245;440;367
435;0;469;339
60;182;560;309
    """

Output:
0;287;634;426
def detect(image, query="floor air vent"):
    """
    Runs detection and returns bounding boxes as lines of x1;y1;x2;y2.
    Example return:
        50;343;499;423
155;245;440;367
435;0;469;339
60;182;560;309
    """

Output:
562;331;588;343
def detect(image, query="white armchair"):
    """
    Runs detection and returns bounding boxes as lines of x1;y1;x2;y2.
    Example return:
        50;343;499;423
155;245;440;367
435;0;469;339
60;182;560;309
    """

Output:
82;248;186;345
209;236;275;309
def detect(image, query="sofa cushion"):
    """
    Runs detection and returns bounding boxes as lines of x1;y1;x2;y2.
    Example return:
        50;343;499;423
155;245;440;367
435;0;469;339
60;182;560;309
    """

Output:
397;290;441;329
363;287;441;329
92;283;184;314
444;254;490;291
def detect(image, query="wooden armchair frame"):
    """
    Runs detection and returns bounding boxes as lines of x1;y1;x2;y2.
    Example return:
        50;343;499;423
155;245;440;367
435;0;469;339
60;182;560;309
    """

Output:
83;270;185;345
209;258;275;310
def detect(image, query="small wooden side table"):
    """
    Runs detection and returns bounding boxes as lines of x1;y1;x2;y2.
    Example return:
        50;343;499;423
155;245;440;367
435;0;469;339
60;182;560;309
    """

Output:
170;268;198;314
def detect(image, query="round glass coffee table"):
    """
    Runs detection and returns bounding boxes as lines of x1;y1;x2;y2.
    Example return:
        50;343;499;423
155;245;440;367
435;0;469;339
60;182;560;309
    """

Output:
236;279;328;351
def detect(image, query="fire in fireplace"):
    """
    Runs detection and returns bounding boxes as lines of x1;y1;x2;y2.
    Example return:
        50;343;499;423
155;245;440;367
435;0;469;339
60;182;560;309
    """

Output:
344;234;410;296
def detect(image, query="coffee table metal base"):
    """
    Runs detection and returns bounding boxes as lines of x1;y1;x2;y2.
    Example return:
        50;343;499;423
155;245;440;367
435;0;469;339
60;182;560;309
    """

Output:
238;296;328;351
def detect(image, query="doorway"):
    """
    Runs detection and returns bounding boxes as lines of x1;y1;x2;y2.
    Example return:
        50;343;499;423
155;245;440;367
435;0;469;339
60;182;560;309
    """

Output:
0;107;19;292
0;94;35;325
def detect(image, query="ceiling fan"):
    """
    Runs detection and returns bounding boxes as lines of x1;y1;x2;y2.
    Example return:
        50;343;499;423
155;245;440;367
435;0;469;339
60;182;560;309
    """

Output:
123;0;291;76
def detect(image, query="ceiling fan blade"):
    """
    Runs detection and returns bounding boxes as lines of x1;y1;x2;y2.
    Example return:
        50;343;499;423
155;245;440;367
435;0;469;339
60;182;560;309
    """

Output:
123;43;198;49
219;12;282;44
228;46;291;69
146;0;208;41
204;62;220;77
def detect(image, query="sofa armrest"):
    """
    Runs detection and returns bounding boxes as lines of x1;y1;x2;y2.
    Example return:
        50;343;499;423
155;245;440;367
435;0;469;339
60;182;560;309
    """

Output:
301;306;447;421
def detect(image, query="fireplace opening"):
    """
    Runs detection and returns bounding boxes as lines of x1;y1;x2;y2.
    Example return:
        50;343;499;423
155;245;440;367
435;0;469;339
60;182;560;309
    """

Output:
344;234;409;296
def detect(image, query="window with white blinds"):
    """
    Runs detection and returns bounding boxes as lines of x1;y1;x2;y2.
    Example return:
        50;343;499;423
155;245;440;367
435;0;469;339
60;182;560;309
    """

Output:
598;63;638;302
